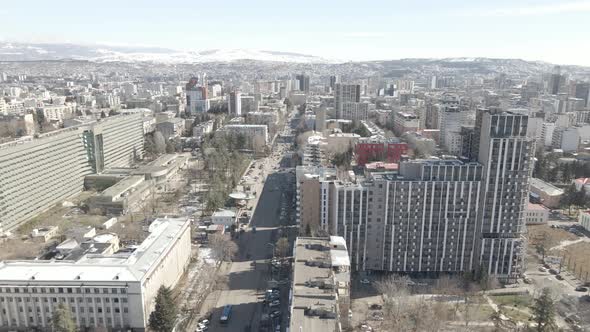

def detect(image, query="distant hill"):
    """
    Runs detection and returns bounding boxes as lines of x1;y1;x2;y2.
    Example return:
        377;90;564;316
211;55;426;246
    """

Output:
0;42;334;64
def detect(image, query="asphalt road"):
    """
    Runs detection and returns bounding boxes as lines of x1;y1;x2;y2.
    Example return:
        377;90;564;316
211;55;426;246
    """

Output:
197;117;297;332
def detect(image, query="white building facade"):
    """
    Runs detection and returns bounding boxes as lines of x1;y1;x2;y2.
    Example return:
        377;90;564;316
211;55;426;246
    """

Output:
0;218;191;332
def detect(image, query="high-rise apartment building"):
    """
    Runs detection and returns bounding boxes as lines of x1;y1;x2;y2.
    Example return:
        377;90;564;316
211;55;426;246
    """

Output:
334;83;360;118
295;74;310;93
298;110;533;281
0;114;144;233
439;105;473;155
228;91;242;116
574;82;590;107
549;66;566;95
474;110;533;278
340;102;369;121
329;75;340;90
315;107;326;132
327;160;483;272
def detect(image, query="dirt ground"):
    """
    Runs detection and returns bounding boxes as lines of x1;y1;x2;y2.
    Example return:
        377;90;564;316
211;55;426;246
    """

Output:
527;224;577;248
555;241;590;282
1;190;154;260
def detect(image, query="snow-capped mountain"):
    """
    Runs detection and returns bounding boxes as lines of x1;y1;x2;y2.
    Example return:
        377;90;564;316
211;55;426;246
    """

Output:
0;42;335;64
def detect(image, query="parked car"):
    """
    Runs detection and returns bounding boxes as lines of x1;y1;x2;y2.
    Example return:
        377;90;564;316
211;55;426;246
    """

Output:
270;310;281;318
539;267;547;272
575;286;588;292
556;274;564;280
369;304;383;310
360;278;371;284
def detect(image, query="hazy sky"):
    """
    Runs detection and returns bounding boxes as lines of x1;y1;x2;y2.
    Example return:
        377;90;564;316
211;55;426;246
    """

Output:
1;0;589;65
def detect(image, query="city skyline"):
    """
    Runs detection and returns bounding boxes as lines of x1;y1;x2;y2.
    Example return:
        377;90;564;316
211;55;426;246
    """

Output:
1;0;590;66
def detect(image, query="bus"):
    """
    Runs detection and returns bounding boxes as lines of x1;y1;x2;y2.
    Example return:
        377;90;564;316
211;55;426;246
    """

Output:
220;305;232;324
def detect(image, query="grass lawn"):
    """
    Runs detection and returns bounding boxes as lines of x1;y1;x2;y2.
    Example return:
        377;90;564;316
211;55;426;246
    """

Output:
489;294;532;309
501;307;531;323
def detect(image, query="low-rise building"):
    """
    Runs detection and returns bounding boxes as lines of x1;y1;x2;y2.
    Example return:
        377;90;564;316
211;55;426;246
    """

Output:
392;111;420;136
0;217;191;331
524;203;549;225
552;127;580;152
573;177;590;194
31;226;59;243
529;178;564;209
246;112;278;126
326;132;360;154
290;236;351;332
219;124;268;151
192;120;214;138
578;210;590;231
133;154;188;184
355;135;408;166
211;209;236;227
155;118;185;139
87;176;153;215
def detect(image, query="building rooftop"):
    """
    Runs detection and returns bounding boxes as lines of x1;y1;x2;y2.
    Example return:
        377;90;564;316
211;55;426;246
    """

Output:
530;178;564;196
99;175;146;200
527;203;548;212
365;162;399;171
396;111;418;119
290;237;350;332
0;217;189;283
212;209;236;218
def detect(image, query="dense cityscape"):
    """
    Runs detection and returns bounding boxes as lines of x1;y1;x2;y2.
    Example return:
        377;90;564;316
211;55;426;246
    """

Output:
1;3;590;332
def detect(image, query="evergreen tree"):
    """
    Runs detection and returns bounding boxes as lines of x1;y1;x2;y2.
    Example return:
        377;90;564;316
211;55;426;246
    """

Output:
165;140;176;153
51;303;77;332
533;150;547;179
575;186;587;208
149;286;177;332
547;167;558;183
561;183;578;214
530;288;557;332
561;163;572;183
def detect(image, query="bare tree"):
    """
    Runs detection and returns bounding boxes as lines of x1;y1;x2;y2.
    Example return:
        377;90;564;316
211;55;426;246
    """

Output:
375;275;411;329
153;131;166;154
209;233;238;262
433;275;464;318
275;237;290;258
